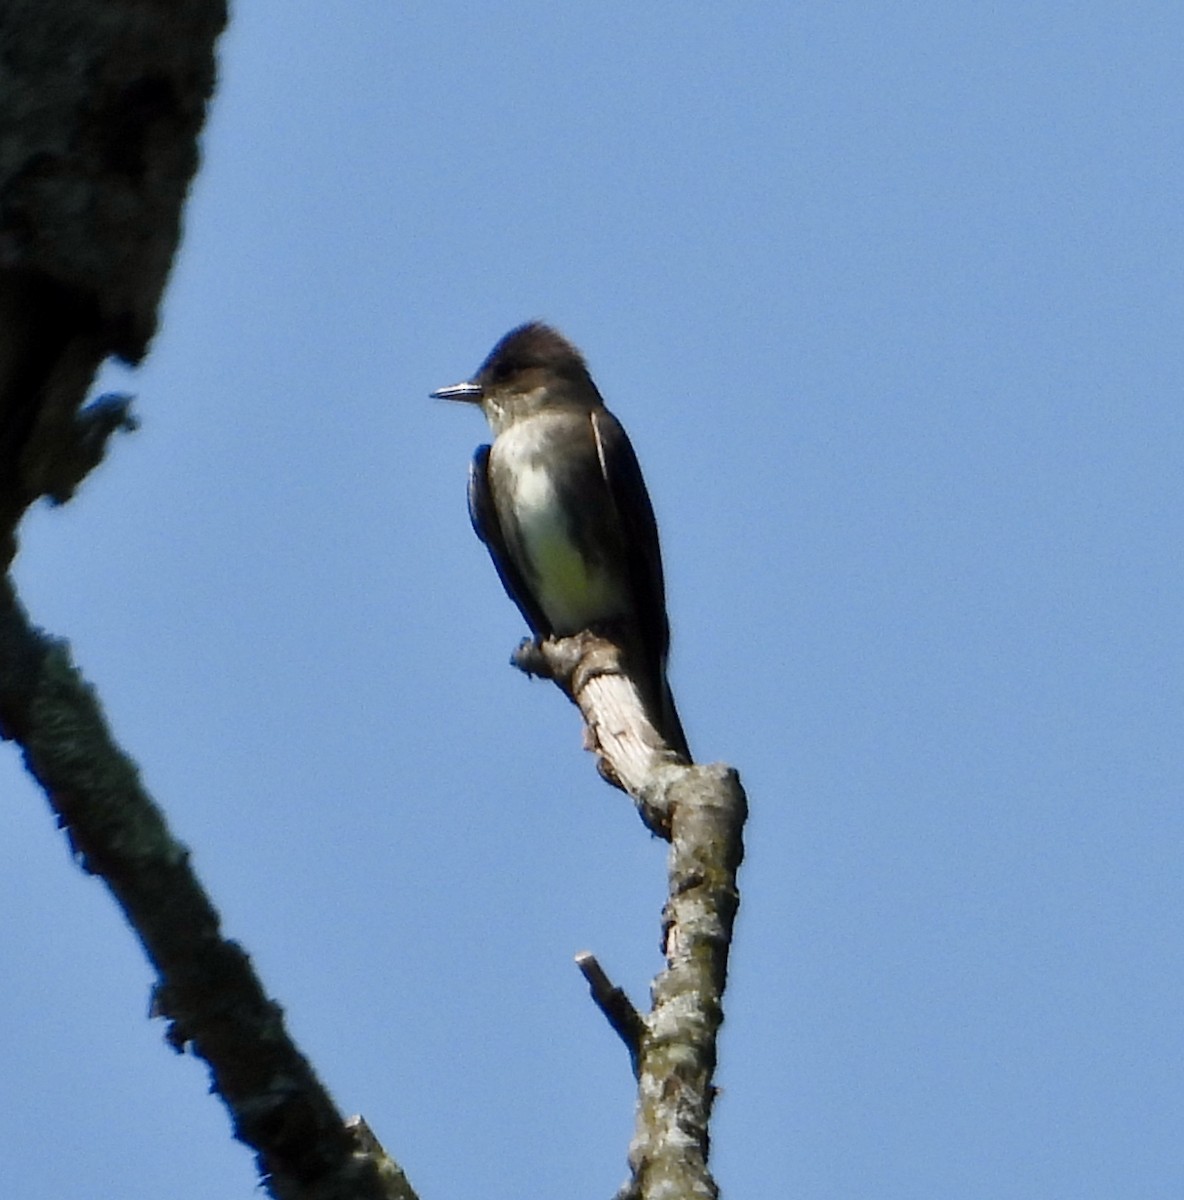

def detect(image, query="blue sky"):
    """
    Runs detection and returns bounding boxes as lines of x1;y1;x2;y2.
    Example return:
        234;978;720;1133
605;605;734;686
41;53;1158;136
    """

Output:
2;4;1182;1197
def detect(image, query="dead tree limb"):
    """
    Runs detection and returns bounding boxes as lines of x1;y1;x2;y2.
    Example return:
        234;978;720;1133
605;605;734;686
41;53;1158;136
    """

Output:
516;634;748;1199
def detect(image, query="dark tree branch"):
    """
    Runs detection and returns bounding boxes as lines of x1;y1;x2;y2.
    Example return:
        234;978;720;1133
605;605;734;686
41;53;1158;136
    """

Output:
0;579;417;1200
0;5;418;1197
0;1;232;550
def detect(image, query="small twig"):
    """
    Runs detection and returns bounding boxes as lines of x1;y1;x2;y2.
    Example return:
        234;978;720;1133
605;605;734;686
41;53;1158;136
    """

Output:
574;951;645;1075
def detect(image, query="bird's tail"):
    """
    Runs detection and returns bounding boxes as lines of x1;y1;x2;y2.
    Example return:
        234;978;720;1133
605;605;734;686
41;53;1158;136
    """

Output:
657;677;692;764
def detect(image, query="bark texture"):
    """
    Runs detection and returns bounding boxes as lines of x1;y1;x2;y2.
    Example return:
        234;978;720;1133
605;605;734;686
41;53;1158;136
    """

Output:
0;1;224;546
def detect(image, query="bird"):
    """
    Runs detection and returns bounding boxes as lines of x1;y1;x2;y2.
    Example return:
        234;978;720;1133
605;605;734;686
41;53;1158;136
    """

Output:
433;321;691;762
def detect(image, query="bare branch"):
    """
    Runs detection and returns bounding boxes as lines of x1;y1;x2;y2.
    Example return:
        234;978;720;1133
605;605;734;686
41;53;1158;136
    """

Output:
625;764;746;1200
513;632;687;836
516;632;748;1198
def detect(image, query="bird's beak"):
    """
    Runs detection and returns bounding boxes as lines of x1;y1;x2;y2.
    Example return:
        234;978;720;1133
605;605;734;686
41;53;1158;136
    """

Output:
431;380;484;403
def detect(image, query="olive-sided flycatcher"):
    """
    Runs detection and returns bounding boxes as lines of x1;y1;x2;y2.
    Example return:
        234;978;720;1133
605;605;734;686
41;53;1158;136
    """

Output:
433;322;691;762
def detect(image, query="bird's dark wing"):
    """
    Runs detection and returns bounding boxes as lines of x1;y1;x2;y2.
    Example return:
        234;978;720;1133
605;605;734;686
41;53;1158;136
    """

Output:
590;409;690;760
467;444;549;637
589;410;671;666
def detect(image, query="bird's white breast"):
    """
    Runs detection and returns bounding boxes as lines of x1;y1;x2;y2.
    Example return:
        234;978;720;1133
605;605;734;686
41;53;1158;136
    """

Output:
491;417;624;633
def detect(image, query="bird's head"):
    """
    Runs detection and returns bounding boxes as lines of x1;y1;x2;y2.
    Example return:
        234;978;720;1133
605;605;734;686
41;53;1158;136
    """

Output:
432;322;602;433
